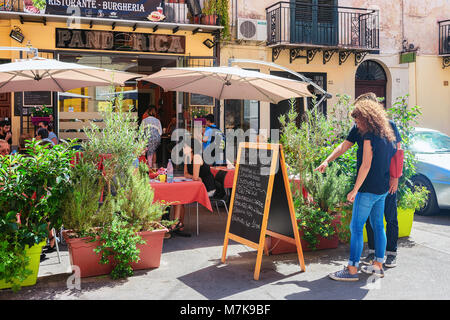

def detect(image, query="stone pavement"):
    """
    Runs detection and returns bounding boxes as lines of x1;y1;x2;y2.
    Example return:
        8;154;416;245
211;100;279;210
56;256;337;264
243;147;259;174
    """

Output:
1;206;450;300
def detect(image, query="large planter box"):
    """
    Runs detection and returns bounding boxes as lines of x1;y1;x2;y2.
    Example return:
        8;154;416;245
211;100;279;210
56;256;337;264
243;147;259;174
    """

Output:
0;241;46;290
267;217;340;254
63;226;168;277
363;207;414;242
63;231;113;278
132;227;168;271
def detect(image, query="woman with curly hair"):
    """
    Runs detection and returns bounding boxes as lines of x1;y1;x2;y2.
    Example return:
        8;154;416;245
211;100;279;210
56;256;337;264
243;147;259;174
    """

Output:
316;93;398;281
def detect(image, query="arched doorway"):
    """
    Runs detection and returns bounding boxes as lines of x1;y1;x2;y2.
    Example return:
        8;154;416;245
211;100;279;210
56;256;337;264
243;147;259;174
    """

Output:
355;60;387;107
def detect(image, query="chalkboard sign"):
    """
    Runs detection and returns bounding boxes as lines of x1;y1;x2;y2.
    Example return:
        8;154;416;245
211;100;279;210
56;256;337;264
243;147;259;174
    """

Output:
221;143;305;280
23;91;52;107
190;93;214;106
228;150;272;244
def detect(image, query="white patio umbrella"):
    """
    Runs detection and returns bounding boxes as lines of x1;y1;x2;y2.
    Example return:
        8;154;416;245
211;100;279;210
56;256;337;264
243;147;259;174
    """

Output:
140;66;313;104
0;57;141;93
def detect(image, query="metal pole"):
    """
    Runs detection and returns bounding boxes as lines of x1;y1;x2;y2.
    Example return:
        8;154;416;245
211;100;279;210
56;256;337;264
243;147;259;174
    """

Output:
227;58;332;106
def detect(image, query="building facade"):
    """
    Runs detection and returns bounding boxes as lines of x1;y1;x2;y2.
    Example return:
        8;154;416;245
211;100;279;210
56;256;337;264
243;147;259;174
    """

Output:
221;0;449;136
0;0;222;147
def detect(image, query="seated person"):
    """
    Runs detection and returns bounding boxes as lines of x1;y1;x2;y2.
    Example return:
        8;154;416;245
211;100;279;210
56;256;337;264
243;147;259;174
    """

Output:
36;128;55;147
19;133;33;155
0;139;10;156
167;137;217;239
38;121;58;145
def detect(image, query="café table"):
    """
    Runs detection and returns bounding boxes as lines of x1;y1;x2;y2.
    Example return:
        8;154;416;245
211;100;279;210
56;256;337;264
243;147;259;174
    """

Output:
149;178;213;236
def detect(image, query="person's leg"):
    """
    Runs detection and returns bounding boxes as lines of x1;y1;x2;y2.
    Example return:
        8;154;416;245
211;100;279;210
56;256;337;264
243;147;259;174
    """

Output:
329;192;375;281
384;192;398;266
363;217;376;264
348;192;375;272
147;152;153;168
368;193;388;270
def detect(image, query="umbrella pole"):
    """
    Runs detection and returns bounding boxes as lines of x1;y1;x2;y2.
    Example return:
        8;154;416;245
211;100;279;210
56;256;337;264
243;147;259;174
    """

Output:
227;58;332;107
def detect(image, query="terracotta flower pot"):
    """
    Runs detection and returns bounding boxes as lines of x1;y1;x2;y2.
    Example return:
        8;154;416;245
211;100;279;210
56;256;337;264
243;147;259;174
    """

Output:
131;226;168;271
201;14;218;25
267;217;340;254
63;231;113;278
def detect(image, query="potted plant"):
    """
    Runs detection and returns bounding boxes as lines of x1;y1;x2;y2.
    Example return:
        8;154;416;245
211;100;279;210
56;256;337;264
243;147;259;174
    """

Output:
201;0;218;25
60;159;114;278
30;104;52;126
201;0;230;39
269;99;350;253
0;139;76;291
61;90;171;279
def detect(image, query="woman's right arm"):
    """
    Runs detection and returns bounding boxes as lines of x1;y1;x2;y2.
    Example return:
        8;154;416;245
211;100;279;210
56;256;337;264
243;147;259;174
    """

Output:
315;140;354;173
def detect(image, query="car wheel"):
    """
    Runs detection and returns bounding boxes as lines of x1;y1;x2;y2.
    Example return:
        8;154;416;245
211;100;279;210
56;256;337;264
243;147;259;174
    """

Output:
411;175;439;216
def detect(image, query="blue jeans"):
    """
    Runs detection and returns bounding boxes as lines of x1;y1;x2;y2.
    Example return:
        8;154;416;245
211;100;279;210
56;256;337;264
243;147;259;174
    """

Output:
349;192;388;267
366;192;398;253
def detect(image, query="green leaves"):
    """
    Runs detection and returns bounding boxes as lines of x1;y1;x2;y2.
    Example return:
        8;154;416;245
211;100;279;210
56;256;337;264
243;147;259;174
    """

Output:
95;216;145;280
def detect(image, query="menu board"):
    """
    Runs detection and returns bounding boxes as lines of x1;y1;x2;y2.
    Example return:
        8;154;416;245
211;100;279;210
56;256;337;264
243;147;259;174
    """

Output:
228;149;272;244
23;91;53;107
221;143;305;280
190;93;214;106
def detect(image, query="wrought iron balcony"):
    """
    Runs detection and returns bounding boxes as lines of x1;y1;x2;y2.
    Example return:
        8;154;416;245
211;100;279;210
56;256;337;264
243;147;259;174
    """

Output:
266;1;379;51
439;20;450;55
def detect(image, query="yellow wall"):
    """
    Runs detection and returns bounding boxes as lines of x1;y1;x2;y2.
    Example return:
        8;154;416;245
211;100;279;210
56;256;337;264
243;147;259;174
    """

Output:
220;43;358;132
0;18;215;146
410;56;450;135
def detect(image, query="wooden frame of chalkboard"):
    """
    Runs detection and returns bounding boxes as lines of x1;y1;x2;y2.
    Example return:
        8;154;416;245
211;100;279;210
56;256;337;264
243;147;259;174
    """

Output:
221;142;305;280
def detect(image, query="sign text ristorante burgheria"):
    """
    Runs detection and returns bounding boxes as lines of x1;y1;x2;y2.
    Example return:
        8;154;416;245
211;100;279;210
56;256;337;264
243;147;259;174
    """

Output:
56;28;186;54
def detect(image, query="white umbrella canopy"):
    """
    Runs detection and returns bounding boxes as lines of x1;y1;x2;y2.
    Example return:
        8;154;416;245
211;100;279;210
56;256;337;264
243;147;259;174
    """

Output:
0;57;141;92
140;66;313;104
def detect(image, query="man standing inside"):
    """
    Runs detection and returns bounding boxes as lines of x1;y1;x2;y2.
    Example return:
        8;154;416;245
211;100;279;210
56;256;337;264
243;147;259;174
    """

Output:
202;114;224;165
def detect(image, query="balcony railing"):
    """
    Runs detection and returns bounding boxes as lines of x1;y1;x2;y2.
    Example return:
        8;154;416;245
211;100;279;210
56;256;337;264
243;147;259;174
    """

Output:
266;1;379;50
439;20;450;55
0;0;219;26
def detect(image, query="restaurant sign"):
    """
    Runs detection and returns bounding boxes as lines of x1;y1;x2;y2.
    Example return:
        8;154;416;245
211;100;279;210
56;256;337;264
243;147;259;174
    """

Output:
24;0;160;20
56;28;185;54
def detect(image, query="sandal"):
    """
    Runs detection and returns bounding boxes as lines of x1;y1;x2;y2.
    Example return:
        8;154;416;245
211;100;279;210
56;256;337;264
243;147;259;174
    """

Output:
164;232;172;240
170;222;184;232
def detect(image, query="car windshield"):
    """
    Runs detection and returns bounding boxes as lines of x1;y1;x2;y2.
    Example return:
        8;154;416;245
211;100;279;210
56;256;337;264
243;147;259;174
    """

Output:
410;131;450;153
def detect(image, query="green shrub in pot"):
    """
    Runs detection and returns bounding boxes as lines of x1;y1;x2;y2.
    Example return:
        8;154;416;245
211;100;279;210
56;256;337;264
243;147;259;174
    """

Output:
0;139;77;290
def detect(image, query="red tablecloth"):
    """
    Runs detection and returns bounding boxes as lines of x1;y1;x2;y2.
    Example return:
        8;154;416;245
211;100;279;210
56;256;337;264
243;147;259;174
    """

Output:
210;166;235;189
150;180;213;212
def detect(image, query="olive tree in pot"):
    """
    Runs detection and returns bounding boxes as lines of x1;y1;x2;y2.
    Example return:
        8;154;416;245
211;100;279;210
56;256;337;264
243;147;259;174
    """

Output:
62;90;171;280
270;99;351;253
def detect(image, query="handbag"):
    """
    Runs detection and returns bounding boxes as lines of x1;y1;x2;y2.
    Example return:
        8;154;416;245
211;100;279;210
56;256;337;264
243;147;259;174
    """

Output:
389;148;404;178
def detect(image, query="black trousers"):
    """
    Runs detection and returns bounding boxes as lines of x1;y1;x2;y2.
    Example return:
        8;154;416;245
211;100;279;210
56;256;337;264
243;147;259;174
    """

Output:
365;192;398;253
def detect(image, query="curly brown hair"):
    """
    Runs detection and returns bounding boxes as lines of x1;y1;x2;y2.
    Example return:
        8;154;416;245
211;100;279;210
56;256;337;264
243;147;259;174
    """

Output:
351;99;396;142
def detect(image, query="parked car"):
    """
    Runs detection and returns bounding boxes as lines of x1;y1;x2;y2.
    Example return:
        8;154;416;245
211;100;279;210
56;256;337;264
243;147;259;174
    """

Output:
409;128;450;215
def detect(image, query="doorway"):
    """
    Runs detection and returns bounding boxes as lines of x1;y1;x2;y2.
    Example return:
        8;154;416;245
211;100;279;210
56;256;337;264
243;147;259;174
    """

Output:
355;60;387;107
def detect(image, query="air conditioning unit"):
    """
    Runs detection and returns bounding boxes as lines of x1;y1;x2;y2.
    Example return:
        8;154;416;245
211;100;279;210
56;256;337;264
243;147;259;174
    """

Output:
165;3;189;24
237;18;267;41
